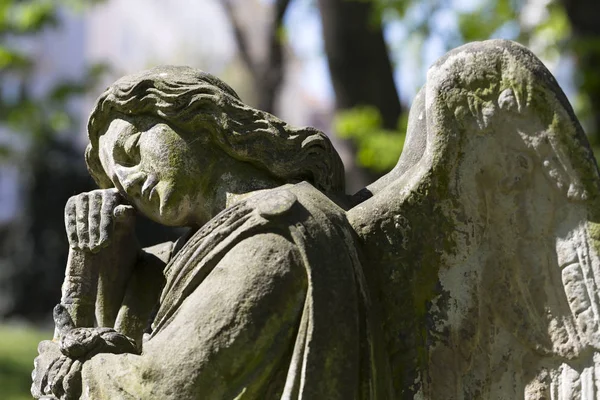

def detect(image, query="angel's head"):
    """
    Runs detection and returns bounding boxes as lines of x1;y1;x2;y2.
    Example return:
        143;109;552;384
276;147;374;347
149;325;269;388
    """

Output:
84;66;345;226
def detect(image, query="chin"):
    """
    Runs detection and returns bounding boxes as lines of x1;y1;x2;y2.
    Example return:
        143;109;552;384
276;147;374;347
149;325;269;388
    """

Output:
153;201;193;227
136;189;197;227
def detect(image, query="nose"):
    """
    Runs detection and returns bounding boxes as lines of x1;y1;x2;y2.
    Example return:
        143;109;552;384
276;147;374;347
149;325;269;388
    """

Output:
115;166;145;197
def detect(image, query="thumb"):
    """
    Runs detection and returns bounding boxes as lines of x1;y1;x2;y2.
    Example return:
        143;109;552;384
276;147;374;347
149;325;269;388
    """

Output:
53;304;75;336
113;204;136;222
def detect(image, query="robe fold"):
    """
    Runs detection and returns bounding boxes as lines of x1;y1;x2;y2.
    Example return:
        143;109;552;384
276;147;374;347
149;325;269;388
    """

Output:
80;182;393;399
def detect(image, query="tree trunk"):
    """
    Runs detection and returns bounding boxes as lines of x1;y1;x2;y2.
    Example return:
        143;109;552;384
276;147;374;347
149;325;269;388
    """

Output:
561;0;600;143
317;0;402;129
223;0;290;114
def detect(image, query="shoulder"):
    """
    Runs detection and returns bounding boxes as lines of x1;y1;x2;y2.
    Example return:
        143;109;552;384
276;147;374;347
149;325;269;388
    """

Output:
215;183;351;272
247;182;349;228
244;183;358;264
208;183;356;278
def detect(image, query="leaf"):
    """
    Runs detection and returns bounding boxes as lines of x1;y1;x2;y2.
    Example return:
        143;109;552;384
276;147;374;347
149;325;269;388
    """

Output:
334;105;406;172
457;0;519;42
0;46;30;69
335;106;382;138
11;0;58;33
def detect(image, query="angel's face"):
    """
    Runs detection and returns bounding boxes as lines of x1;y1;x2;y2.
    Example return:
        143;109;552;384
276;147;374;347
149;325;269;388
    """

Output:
98;117;218;226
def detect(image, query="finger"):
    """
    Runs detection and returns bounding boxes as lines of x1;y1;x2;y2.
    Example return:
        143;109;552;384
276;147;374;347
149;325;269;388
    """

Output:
98;191;119;249
31;355;44;397
31;378;43;398
53;304;75;334
64;197;78;248
113;204;136;222
87;191;103;252
75;194;90;250
50;357;73;398
63;360;82;400
38;340;57;354
42;356;64;395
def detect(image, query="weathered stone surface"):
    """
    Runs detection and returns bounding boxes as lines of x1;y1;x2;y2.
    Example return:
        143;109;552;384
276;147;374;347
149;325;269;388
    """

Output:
32;66;390;399
349;39;600;399
33;40;600;399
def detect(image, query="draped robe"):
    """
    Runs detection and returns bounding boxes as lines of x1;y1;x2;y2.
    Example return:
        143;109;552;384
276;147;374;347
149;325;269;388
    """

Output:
79;182;393;399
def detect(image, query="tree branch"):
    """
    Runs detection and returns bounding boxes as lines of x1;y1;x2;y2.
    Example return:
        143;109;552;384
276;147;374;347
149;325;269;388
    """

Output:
222;0;291;113
222;0;259;81
259;0;291;112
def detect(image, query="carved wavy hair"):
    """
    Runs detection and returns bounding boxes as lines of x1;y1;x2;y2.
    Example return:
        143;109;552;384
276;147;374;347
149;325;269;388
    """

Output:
85;66;345;193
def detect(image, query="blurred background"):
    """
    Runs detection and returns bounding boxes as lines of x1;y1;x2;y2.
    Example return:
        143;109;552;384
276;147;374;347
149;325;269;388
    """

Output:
0;0;598;398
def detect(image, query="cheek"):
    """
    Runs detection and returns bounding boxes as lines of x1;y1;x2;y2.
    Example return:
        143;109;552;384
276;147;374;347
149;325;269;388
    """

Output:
140;133;183;172
153;146;203;189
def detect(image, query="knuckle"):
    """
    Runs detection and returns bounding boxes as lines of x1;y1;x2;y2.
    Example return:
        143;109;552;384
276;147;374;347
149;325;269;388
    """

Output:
65;201;76;215
91;191;104;203
67;239;78;249
88;233;100;245
37;340;53;354
65;211;76;221
102;187;120;200
78;194;89;206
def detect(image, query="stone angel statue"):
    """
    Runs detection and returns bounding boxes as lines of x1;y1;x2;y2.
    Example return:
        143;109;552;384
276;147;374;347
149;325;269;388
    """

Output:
32;40;600;400
349;40;600;399
32;65;391;400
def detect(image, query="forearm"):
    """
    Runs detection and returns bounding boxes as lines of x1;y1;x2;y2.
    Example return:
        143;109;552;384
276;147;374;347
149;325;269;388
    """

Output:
113;241;172;344
62;189;138;330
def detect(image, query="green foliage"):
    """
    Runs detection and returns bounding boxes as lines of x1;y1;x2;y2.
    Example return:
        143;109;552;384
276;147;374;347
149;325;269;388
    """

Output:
0;0;57;36
372;0;410;17
334;106;406;173
534;2;570;45
0;0;58;71
0;1;108;159
352;0;595;175
458;0;520;42
0;46;29;69
0;324;52;400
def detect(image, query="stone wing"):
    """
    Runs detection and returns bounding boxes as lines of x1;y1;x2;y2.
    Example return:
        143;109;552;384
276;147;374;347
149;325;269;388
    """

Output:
348;40;600;399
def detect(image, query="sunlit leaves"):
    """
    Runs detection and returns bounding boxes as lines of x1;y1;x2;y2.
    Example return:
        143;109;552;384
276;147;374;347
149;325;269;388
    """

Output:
535;2;570;42
335;105;406;172
0;0;57;35
0;0;108;160
0;46;29;69
0;0;59;75
458;0;520;42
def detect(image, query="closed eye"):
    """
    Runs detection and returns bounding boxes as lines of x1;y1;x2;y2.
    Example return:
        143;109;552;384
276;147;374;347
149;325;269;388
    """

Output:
124;133;141;159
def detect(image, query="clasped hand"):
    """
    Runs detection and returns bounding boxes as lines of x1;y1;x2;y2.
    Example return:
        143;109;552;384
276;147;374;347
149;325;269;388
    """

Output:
33;188;140;399
32;305;139;400
64;188;135;253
